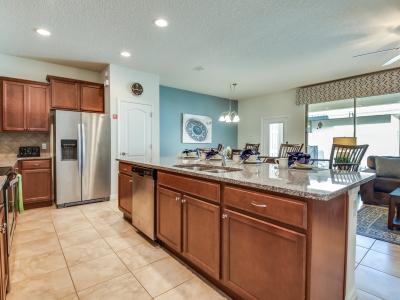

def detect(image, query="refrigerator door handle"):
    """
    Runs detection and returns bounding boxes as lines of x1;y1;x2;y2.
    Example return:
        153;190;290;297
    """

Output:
77;123;82;177
81;123;86;172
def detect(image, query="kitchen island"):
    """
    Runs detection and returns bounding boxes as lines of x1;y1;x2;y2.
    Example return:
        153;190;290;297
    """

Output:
117;157;375;300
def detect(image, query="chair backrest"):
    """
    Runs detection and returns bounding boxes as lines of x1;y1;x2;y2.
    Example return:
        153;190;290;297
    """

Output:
245;143;260;152
329;144;369;172
278;143;304;158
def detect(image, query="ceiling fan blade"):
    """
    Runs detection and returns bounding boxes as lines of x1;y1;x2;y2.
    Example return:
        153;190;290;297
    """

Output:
353;46;400;58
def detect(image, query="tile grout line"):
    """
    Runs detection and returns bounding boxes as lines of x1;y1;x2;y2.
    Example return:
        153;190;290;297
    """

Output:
50;208;80;298
358;262;400;279
79;202;154;299
357;287;385;300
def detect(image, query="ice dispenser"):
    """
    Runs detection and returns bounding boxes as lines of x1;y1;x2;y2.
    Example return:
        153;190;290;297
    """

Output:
61;140;77;160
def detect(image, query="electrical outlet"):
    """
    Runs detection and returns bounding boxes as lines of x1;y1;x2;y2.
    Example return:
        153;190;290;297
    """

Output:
41;143;47;150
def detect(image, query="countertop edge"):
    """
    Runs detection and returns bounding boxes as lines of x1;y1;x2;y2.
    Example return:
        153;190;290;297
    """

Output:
117;159;376;201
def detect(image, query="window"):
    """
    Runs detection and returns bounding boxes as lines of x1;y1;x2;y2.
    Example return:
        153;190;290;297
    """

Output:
306;93;400;167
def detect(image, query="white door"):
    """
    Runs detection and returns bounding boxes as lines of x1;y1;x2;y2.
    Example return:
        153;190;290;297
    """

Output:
118;101;152;162
261;117;287;156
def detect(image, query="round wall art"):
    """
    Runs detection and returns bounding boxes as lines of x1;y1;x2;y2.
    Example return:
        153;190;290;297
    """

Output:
182;114;212;144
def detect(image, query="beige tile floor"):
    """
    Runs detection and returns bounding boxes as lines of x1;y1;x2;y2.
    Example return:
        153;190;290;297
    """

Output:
356;234;400;300
8;200;227;300
7;200;400;299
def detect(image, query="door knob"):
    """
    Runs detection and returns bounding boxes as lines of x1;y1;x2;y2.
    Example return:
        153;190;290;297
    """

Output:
120;152;126;156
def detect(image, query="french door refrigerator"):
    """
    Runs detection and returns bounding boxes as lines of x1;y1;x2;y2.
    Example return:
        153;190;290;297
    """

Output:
53;110;111;207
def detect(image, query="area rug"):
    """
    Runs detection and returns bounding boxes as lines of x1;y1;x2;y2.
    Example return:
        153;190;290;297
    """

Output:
357;205;400;245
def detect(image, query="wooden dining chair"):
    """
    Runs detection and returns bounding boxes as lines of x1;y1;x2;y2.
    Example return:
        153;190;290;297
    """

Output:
259;143;303;163
244;143;260;152
329;144;369;171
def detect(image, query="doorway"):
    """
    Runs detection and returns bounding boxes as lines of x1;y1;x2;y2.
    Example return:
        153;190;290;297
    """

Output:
261;117;288;156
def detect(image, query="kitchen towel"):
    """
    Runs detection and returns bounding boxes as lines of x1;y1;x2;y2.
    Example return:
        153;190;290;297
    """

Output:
15;174;24;213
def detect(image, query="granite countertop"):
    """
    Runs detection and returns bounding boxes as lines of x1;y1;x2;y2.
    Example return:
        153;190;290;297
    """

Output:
0;154;52;168
117;157;375;201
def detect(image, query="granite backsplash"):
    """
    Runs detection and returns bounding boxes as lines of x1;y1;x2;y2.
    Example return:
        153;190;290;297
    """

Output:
0;132;50;157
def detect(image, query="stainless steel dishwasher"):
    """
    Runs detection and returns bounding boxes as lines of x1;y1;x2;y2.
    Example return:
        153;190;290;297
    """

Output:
131;165;157;240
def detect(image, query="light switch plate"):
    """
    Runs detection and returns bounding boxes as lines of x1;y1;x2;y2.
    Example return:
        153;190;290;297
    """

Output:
41;143;47;150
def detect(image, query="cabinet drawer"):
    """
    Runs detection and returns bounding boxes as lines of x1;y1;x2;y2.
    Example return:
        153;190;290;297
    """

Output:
158;172;220;203
224;186;307;229
119;162;132;175
21;159;51;170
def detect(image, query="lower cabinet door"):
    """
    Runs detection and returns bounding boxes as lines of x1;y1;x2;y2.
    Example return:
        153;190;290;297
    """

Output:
222;209;306;300
157;186;182;252
21;169;51;204
182;195;220;279
118;173;132;215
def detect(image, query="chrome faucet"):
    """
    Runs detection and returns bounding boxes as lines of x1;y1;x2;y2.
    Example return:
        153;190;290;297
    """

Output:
219;151;227;167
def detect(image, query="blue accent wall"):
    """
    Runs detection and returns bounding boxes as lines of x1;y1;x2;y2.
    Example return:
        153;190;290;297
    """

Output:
160;86;238;157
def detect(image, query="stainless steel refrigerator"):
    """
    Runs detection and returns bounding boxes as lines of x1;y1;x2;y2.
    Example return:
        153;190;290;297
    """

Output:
52;110;111;207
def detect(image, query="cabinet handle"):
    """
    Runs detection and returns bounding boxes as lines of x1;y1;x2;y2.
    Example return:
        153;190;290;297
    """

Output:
222;213;228;219
250;201;267;208
181;198;186;204
175;196;180;202
129;180;133;183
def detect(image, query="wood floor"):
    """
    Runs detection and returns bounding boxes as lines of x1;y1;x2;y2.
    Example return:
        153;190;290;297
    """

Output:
5;199;400;299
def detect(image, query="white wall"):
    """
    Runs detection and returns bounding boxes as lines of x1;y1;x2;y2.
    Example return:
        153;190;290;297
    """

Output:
238;89;305;154
0;53;102;83
108;64;160;198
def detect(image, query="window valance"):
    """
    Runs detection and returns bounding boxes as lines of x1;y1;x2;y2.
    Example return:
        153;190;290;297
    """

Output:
296;68;400;105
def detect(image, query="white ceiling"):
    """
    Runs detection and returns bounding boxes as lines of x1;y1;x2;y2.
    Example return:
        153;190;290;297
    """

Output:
1;0;400;99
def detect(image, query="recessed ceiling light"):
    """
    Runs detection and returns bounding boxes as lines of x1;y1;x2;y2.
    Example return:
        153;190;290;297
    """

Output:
120;51;131;57
154;19;168;28
36;28;51;36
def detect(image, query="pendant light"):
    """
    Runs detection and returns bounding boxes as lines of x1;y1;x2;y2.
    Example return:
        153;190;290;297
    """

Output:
219;83;240;123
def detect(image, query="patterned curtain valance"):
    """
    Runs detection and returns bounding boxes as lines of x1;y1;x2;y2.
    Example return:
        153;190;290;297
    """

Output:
296;68;400;105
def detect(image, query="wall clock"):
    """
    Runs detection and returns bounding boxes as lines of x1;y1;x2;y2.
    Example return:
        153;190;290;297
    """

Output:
131;82;143;96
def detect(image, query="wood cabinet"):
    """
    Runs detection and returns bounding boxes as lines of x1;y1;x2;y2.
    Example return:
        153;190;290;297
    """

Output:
152;171;348;300
118;173;132;216
222;209;306;300
47;76;104;113
0;205;8;300
182;195;220;279
26;84;50;131
157;186;182;253
49;78;79;110
80;84;104;112
118;162;133;218
1;79;49;132
20;159;52;208
157;172;221;279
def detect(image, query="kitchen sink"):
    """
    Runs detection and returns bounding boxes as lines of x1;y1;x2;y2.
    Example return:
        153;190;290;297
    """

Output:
173;164;242;173
204;167;242;173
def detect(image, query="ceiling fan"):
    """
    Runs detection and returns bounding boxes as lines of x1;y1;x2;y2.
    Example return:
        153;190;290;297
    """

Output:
353;46;400;66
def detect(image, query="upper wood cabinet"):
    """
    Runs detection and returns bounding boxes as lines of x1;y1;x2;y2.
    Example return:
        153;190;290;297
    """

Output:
2;81;25;131
80;84;104;112
26;84;50;131
1;79;49;132
47;76;104;113
49;78;79;110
